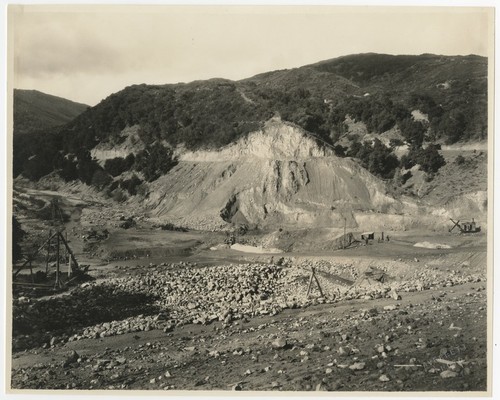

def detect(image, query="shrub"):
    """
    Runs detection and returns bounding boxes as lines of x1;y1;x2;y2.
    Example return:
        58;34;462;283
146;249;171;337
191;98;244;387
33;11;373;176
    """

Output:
91;168;112;189
455;155;466;165
104;155;135;177
333;144;347;157
134;143;177;182
120;175;143;196
401;144;446;173
418;144;446;173
12;216;25;262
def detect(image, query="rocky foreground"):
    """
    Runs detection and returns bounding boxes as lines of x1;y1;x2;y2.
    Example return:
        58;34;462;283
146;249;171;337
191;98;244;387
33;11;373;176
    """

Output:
11;258;487;391
12;259;484;351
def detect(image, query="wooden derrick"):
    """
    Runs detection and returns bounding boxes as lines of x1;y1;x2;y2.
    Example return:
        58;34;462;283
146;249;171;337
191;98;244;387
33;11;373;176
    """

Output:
449;218;481;234
13;228;85;289
306;267;324;298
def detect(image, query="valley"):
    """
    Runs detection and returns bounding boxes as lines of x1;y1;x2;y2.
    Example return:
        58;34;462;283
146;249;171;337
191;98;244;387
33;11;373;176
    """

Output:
9;52;490;393
10;169;488;391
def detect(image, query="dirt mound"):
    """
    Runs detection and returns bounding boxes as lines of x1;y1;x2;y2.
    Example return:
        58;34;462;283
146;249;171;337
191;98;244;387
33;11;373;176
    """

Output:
142;118;407;230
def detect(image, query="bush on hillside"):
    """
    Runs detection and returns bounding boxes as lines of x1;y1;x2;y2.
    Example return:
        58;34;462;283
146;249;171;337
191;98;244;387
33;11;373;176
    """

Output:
120;175;143;196
397;117;426;146
455;155;466;165
12;216;25;263
348;138;399;179
91;168;113;189
401;144;446;174
389;138;405;149
134;143;177;182
104;154;135;177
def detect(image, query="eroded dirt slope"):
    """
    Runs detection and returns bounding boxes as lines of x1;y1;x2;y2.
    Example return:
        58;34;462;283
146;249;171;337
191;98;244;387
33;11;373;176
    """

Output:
143;118;405;231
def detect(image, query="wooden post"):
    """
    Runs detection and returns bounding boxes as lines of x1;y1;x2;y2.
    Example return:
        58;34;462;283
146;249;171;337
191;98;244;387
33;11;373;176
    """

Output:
343;217;346;249
58;232;80;273
45;230;51;274
65;231;68;264
306;267;324;298
313;270;324;298
68;255;72;278
55;231;60;288
14;231;59;278
29;260;34;283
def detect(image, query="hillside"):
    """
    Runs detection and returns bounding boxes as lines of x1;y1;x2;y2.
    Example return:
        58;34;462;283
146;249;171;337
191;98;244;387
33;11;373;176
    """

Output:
12;53;488;228
140;118;403;230
13;89;88;135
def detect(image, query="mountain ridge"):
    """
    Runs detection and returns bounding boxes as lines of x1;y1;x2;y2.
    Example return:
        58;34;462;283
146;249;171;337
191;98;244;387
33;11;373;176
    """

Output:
14;89;89;135
13;53;487;223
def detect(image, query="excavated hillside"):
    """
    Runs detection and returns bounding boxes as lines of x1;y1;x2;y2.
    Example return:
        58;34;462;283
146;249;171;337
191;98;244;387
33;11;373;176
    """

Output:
139;118;437;231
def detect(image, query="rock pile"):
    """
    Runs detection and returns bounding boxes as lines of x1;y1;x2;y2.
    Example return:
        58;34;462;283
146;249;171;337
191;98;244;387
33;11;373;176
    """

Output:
12;260;485;350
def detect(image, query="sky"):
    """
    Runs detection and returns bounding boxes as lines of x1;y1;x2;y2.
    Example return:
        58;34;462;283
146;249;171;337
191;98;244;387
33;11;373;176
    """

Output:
9;5;493;106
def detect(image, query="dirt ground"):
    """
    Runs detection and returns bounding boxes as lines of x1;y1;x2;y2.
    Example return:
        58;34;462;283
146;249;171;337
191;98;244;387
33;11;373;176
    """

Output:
10;186;489;392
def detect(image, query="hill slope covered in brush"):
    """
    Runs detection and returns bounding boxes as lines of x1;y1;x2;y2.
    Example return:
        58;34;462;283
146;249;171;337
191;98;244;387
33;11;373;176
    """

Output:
13;89;89;136
13;53;487;196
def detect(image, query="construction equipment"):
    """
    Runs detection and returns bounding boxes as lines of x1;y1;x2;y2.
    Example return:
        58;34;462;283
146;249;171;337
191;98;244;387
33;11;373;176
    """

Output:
13;228;88;289
449;218;481;234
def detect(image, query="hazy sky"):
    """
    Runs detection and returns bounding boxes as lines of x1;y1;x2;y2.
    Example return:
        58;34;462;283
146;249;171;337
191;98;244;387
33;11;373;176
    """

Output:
9;5;492;106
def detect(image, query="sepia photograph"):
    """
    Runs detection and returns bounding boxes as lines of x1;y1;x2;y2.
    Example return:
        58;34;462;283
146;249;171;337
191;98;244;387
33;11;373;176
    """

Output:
4;3;495;396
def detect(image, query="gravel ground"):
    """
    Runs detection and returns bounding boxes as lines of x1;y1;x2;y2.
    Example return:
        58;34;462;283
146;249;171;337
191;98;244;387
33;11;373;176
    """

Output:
11;257;487;392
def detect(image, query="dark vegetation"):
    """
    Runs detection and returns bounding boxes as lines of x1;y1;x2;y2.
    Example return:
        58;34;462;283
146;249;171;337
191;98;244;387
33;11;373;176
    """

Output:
160;223;189;232
347;138;400;179
12;216;25;262
14;89;88;136
104;154;135;177
400;144;446;174
13;54;486;187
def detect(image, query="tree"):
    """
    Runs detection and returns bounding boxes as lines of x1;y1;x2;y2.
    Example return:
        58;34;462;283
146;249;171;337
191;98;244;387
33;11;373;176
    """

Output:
418;144;446;173
367;139;399;179
398;117;426;146
389;138;404;149
104;155;135;177
91;168;112;189
134;143;177;182
12;216;25;263
120;175;143;195
348;138;399;179
333;144;347;157
455;155;466;165
401;144;445;173
439;110;466;144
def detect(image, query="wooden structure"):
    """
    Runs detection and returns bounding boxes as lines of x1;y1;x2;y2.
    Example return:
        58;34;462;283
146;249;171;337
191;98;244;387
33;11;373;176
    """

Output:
334;232;355;250
361;232;375;240
13;228;86;289
449;218;481;234
306;267;324;298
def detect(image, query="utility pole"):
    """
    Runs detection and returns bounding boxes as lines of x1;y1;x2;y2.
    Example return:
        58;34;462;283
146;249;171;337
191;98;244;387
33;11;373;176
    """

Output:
343;216;347;249
55;232;60;288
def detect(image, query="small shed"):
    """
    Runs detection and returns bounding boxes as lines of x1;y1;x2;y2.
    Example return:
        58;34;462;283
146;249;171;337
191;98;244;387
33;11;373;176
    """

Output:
460;220;477;232
361;232;375;240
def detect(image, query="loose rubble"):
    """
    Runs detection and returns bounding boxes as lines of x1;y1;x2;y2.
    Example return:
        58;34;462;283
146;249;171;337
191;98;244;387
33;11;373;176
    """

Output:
13;259;486;351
